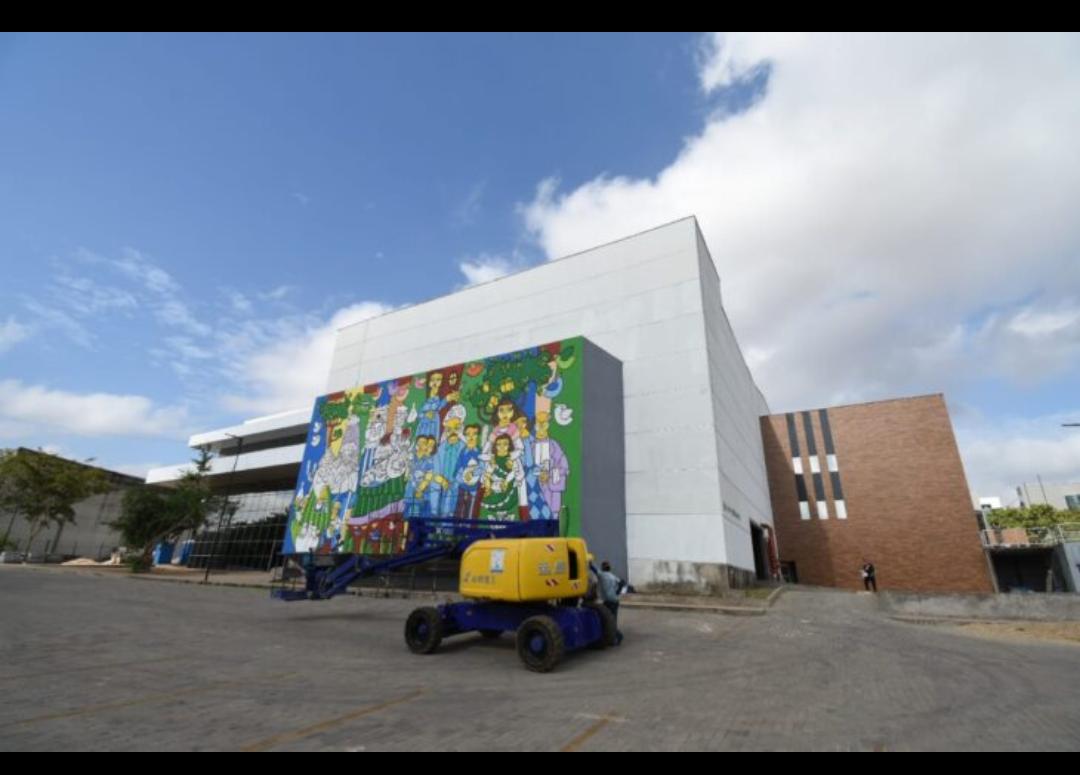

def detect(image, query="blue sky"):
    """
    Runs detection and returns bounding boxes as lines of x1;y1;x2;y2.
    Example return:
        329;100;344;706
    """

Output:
2;33;1079;502
0;33;706;464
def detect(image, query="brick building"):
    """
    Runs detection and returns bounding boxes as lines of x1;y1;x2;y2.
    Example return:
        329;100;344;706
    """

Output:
762;395;993;593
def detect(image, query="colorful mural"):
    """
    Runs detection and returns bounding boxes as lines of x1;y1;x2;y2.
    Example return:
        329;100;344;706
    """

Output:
284;338;583;556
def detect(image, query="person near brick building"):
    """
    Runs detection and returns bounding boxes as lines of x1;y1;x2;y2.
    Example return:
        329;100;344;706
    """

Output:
861;560;877;592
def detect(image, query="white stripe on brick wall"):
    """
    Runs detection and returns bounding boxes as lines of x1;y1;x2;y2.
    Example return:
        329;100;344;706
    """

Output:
835;500;847;520
817;501;828;519
799;501;811;520
809;456;821;474
827;454;838;472
792;457;803;475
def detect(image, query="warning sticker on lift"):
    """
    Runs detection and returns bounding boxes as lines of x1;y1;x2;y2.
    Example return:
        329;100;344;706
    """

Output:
490;549;506;574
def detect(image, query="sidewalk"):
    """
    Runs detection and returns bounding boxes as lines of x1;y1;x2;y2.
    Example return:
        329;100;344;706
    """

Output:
3;562;785;612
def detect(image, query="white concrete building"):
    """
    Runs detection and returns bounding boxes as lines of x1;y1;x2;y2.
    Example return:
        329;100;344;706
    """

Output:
148;217;776;590
1017;481;1080;512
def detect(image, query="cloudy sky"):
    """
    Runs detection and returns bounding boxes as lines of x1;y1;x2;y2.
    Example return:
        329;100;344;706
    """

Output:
1;33;1078;503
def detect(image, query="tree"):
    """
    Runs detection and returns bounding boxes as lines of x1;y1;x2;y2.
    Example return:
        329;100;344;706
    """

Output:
109;446;223;570
0;448;111;558
986;503;1069;529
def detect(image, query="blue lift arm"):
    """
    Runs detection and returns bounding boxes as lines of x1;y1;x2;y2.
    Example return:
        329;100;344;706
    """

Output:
272;517;559;602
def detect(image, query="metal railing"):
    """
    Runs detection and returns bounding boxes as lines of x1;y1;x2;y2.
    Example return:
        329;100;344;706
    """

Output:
980;523;1080;549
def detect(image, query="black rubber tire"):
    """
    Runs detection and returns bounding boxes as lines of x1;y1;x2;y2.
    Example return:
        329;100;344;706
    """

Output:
404;607;443;654
515;615;565;673
586;602;617;649
478;629;502;639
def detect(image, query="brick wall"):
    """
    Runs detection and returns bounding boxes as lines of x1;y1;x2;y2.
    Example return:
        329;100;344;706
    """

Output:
762;394;993;593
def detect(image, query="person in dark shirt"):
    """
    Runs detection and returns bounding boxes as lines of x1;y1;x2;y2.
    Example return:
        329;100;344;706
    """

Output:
861;560;877;592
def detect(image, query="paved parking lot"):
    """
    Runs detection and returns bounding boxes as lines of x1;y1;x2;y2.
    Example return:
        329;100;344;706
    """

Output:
2;565;1078;751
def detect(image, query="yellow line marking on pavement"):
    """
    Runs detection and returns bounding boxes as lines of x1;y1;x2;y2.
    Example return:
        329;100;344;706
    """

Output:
0;672;297;728
0;656;186;683
560;712;620;752
240;689;426;752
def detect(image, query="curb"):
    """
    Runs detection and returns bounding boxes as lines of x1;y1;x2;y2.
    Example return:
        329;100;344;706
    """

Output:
765;585;786;607
889;613;1080;626
621;600;766;616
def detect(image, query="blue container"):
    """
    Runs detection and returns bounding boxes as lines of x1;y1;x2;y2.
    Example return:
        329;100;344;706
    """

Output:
152;542;174;566
176;539;195;566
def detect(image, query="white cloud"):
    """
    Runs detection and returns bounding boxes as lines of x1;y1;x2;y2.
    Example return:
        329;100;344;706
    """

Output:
697;32;801;94
519;33;1080;505
106;247;181;296
53;275;138;316
0;317;30;353
1007;306;1080;338
155;299;211;337
458;254;518;288
956;410;1080;505
71;246;211;336
521;33;1080;414
14;246;393;438
258;285;293;302
0;380;190;439
163;337;215;361
227;291;254;315
21;300;96;349
973;302;1080;383
221;302;394;415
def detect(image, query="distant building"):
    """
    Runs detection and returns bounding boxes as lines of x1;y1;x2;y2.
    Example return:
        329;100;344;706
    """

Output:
149;218;992;594
762;395;994;593
1016;481;1080;512
1;448;141;561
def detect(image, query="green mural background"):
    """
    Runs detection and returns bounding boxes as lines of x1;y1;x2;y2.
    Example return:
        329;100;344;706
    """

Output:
284;338;583;555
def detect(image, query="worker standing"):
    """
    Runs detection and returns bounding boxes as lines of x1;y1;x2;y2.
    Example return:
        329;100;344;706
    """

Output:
597;561;625;645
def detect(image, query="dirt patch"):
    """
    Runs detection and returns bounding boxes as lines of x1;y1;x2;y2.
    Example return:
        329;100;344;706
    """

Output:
955;621;1080;646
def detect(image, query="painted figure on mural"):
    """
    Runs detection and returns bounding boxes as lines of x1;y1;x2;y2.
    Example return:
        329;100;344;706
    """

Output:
322;500;346;553
483;398;524;457
518;415;547;521
430;418;464;515
359;405;386;483
416;370;460;442
403;435;438;517
453;423;483;519
310;407;361;501
480;434;525;521
521;410;567;521
361;397;413;489
290;397;363;554
385;379;411;433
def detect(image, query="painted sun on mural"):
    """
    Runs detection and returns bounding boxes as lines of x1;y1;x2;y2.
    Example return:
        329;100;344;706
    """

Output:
284;339;584;556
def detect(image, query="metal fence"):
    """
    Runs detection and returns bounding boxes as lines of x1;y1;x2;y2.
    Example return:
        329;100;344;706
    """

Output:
980;523;1080;549
185;489;293;574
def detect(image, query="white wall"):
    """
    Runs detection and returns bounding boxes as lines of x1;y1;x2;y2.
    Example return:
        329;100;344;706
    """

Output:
325;217;774;587
146;443;305;485
696;228;775;574
1019;482;1080;511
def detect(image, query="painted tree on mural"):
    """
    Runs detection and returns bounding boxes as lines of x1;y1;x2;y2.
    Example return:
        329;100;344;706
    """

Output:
463;342;576;425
